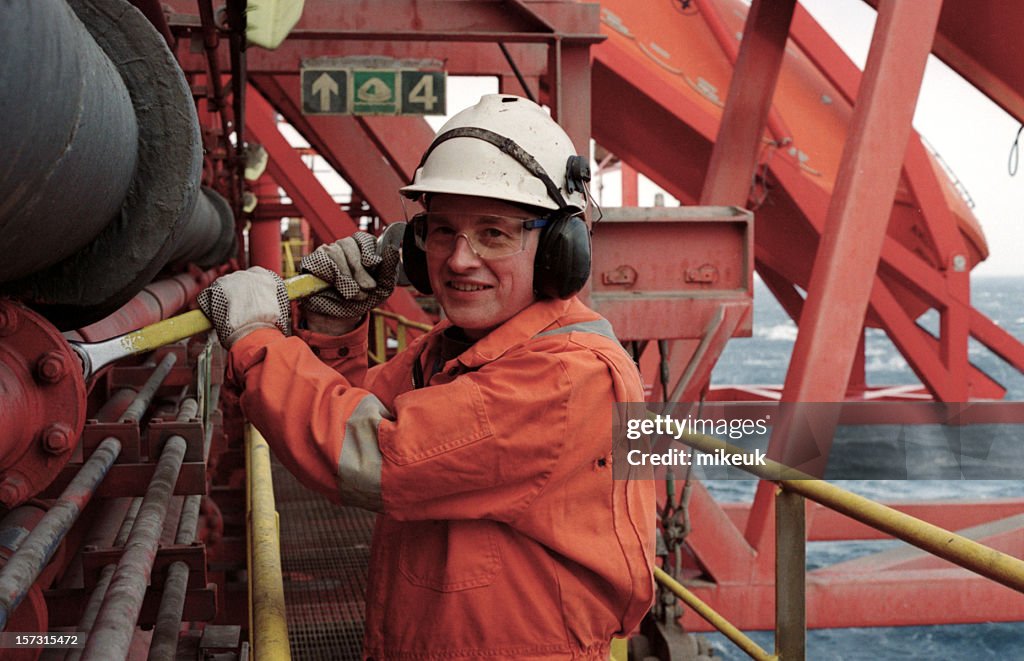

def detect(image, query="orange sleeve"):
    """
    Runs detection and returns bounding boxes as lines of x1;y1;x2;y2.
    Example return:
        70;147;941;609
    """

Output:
228;328;381;504
294;315;370;385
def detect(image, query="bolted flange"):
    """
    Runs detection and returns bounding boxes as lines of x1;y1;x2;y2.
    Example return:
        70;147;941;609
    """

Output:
0;301;85;506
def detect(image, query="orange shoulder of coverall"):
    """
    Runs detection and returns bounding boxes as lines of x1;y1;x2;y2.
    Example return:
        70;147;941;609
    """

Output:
228;295;655;660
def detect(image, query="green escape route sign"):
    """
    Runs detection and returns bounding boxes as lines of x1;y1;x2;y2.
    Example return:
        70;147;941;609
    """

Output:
301;57;446;116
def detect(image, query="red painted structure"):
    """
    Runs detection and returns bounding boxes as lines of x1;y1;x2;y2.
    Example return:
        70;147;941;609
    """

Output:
4;0;1024;652
171;0;1024;634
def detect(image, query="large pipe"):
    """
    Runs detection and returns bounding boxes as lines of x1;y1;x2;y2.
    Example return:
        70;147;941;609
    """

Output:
0;0;138;282
168;187;238;270
0;0;230;330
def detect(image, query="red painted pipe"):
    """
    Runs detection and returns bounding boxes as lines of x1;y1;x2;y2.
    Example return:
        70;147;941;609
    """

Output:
74;268;222;343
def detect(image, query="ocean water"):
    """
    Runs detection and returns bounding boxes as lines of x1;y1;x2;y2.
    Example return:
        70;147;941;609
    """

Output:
701;275;1024;659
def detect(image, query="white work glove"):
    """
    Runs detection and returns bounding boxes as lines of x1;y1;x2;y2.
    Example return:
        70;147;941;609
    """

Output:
196;266;292;348
299;232;400;319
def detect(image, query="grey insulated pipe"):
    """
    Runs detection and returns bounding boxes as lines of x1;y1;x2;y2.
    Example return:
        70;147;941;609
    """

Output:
0;0;234;330
0;0;139;282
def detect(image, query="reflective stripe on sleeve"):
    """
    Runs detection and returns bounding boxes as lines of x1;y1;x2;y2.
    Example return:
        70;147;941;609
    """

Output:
337;394;391;511
534;318;618;343
534;318;636;362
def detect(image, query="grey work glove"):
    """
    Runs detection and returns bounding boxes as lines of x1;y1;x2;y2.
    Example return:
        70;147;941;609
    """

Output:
196;266;292;348
299;232;400;319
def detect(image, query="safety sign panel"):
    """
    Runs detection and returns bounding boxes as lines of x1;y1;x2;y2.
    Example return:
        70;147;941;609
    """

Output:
399;72;446;115
301;59;446;116
301;69;347;114
352;70;398;114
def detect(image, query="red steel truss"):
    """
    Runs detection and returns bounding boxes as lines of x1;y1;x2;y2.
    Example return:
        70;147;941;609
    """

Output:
159;0;1024;634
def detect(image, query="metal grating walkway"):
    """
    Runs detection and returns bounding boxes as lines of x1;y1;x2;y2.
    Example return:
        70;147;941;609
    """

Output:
272;462;375;660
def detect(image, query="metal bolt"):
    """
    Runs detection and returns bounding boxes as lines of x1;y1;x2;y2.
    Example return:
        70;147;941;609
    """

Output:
0;305;18;337
0;475;27;507
36;351;68;384
42;424;72;455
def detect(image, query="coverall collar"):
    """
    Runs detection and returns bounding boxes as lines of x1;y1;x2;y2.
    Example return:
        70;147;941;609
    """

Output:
450;297;576;369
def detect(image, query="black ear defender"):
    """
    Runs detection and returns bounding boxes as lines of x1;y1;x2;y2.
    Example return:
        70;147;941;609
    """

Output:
401;129;593;299
402;220;433;294
532;154;591;298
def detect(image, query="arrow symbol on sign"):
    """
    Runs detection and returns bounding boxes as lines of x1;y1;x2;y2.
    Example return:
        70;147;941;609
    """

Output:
312;73;339;111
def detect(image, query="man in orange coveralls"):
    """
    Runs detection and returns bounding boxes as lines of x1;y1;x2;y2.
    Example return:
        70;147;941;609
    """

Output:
198;95;655;659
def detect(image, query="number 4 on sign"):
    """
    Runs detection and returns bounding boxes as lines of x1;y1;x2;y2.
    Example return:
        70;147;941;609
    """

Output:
408;76;437;110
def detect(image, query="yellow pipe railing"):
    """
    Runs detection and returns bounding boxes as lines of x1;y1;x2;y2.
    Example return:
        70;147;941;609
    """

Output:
281;238;306;278
647;427;1024;660
246;425;292;660
653;567;777;661
677;430;1024;594
369;309;434;364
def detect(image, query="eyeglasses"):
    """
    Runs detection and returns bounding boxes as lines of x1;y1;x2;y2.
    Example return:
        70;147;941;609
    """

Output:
410;212;550;259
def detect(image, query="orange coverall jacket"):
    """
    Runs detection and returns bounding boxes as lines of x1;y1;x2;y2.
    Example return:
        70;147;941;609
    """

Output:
228;296;655;660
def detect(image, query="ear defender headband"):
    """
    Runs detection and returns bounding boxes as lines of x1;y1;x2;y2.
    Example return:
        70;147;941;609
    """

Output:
402;127;592;300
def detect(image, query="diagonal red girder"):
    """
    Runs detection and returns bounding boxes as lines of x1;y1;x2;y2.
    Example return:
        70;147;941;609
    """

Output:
251;75;419;223
593;0;1022;405
245;85;429;322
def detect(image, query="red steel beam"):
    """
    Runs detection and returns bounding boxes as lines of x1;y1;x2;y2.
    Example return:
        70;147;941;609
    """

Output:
698;0;797;206
176;39;548;77
620;163;638;206
358;116;439;184
251;74;415;222
683;569;1024;631
931;30;1024;124
246;84;359;242
249;174;283;274
548;41;593;159
783;4;1016;400
244;85;430;322
682;480;758;584
861;0;1024;123
591;41;712;206
165;0;567;39
775;0;943;463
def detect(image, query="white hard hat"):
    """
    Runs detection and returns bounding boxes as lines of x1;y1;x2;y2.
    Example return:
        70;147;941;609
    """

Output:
400;94;588;212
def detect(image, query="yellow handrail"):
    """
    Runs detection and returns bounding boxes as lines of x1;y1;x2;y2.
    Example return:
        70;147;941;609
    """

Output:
281;238;306;278
653;567;777;661
368;309;434;364
247;425;292;660
647;428;1024;660
677;430;1024;593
